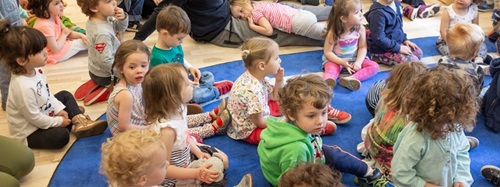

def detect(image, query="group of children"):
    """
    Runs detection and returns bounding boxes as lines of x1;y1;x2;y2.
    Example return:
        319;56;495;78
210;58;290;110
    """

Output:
1;0;499;186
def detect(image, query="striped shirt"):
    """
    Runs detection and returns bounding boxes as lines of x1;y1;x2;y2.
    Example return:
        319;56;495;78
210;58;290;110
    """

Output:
366;80;386;111
106;84;147;136
251;2;298;33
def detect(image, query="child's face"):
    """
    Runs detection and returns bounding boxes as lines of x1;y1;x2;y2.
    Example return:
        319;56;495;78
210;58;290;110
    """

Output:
48;0;65;17
93;0;117;18
454;0;473;9
230;5;252;20
344;4;363;27
120;52;149;86
180;70;194;103
160;31;187;48
288;101;329;135
23;48;48;69
263;45;282;75
141;147;168;186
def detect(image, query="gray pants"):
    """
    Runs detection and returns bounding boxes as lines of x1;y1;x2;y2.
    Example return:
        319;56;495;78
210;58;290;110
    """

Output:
291;9;324;40
210;4;331;48
0;57;10;110
436;38;488;60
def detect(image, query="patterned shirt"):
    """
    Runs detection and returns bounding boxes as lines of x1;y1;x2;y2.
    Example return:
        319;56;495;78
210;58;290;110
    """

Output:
332;30;360;60
106;84;147;136
366;80;387;111
227;71;273;139
251;2;298;33
437;56;484;93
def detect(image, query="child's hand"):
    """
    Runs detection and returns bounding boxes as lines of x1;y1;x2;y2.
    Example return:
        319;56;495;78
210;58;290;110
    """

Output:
340;60;354;74
79;34;88;46
197;163;220;183
56;110;69;119
274;68;284;81
424;182;440;187
352;61;362;72
247;17;254;25
399;45;413;55
60;117;71;128
453;182;465;187
195;152;211;159
114;7;126;20
189;68;201;84
404;40;419;51
62;26;72;37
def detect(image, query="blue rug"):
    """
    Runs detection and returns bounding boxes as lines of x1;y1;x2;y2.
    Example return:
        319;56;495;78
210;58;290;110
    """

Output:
49;36;500;187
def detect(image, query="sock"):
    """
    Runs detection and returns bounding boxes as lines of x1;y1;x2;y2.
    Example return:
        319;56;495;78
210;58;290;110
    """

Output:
364;167;374;177
211;118;224;134
209;108;220;120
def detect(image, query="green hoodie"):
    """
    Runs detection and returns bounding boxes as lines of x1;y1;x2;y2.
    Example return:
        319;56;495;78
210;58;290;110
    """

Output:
257;117;325;186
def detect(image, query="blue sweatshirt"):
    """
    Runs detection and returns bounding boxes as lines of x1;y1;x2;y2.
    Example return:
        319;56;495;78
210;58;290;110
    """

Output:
364;2;408;54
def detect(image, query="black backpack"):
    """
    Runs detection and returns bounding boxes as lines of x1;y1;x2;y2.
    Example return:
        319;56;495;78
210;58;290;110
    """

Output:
482;58;500;132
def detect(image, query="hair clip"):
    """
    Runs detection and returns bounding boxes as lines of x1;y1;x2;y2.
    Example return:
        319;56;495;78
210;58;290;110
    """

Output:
7;23;14;30
242;49;251;54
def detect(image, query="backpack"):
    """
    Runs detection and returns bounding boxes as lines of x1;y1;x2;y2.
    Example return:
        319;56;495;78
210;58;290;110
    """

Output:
482;58;500;132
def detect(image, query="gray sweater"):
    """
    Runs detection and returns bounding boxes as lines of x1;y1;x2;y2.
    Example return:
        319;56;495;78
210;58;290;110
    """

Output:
86;16;128;78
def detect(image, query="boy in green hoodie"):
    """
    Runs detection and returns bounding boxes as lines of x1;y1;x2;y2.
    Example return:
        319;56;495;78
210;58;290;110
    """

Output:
257;74;392;187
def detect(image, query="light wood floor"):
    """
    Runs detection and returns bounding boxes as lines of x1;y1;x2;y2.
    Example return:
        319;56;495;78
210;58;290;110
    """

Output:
0;0;494;186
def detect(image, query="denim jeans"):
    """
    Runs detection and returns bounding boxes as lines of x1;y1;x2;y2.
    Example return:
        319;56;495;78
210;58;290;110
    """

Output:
118;0;144;22
323;144;369;177
190;71;220;104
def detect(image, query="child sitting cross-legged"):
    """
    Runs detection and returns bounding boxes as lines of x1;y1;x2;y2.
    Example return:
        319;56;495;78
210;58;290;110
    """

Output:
257;74;392;187
150;6;233;104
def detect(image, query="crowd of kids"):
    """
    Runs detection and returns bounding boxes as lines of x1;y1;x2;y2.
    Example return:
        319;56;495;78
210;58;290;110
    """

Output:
4;0;500;186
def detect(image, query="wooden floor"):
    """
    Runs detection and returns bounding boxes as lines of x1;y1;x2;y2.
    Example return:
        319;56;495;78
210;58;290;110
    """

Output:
0;0;494;186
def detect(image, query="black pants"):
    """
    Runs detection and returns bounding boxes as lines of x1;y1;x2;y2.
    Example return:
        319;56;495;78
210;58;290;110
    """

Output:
134;0;168;41
26;91;82;149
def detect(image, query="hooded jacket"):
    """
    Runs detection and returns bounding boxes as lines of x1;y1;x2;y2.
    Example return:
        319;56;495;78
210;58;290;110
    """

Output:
482;58;500;132
364;2;408;54
257;117;324;186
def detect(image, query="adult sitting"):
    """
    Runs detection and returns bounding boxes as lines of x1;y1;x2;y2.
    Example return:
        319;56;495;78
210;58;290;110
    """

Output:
133;0;331;47
0;135;35;187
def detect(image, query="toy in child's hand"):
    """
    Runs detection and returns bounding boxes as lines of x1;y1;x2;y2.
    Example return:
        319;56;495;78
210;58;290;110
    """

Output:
176;153;225;187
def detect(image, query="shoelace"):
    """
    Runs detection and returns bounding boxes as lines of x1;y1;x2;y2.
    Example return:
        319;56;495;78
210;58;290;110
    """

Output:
369;175;393;187
328;106;341;119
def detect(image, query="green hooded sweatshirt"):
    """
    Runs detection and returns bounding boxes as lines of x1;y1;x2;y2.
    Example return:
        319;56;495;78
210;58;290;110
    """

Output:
257;117;325;186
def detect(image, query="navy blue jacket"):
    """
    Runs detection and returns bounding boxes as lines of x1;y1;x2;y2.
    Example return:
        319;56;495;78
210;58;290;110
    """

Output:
364;2;408;54
482;58;500;132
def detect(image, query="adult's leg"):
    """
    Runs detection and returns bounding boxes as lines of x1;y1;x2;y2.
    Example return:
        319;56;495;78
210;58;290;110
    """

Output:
133;0;168;40
282;3;332;21
120;0;145;22
27;128;70;149
0;58;10;110
0;135;35;180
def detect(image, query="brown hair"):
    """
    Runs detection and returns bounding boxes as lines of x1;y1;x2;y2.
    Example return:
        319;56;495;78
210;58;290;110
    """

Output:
0;20;47;75
446;22;484;61
324;0;360;39
382;62;427;111
279;163;343;187
279;74;333;120
156;5;191;34
111;40;151;84
76;0;100;17
143;64;187;124
28;0;65;19
100;129;166;186
241;37;278;69
402;65;479;140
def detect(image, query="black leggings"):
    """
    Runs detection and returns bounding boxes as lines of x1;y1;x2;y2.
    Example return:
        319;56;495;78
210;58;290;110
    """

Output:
26;91;82;149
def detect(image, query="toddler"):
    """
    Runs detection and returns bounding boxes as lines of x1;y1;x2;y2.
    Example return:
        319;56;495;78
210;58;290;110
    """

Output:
279;163;343;187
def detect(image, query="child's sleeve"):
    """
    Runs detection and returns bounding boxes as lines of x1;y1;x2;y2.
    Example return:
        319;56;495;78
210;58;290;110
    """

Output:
366;11;401;53
453;131;473;186
113;14;129;32
18;90;63;129
92;34;115;75
391;126;427;187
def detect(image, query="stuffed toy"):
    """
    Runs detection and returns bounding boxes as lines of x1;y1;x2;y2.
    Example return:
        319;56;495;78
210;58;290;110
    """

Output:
176;153;225;187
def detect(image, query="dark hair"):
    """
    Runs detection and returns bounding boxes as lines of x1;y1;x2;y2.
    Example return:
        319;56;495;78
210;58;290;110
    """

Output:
0;20;47;75
156;5;191;34
279;163;343;187
111;40;151;85
28;0;65;19
76;0;100;17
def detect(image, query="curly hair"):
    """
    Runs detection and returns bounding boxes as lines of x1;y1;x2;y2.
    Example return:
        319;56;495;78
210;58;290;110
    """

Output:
382;62;427;111
446;22;484;61
402;65;479;140
279;74;333;120
241;37;278;69
100;129;166;186
0;20;47;75
76;0;100;17
156;5;191;34
279;163;343;187
143;64;187;124
324;0;360;39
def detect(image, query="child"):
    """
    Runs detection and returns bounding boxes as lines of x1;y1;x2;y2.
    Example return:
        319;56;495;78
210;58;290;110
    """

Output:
364;0;423;66
74;0;128;105
257;74;392;187
27;0;88;64
323;0;379;91
437;22;485;90
227;37;350;144
0;0;25;111
21;0;87;34
392;66;476;187
0;20;107;149
142;63;230;187
151;6;233;104
362;62;427;176
229;0;324;40
106;40;150;136
436;0;490;65
278;163;343;187
101;129;168;187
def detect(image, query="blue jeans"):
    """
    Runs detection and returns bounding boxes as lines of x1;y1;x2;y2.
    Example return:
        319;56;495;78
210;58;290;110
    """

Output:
323;145;369;177
118;0;144;22
190;72;220;104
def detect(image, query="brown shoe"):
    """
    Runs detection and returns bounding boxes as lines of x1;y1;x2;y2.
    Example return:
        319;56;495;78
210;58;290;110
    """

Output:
71;114;108;138
235;173;252;187
187;104;203;115
212;109;231;135
209;98;227;119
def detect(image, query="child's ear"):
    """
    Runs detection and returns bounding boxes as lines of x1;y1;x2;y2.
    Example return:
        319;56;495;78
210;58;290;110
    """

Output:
15;57;27;66
257;61;266;71
160;29;170;37
285;109;296;122
340;15;347;23
90;6;99;14
137;175;147;186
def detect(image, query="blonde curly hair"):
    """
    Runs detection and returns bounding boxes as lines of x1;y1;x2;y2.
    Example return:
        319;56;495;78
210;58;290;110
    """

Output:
100;129;166;186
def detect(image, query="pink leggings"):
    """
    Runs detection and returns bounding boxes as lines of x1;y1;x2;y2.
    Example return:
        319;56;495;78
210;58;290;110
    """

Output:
323;58;379;81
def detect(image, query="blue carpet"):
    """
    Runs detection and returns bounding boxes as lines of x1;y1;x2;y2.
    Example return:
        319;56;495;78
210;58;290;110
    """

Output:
49;36;500;187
